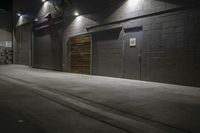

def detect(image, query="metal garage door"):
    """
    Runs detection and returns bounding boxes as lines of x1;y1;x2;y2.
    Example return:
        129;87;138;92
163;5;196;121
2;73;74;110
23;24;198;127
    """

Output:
33;24;63;70
92;28;123;77
15;23;32;66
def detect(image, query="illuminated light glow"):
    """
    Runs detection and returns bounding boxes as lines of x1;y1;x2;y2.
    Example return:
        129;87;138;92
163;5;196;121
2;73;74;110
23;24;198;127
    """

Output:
76;16;82;21
42;0;46;2
17;15;24;25
34;18;38;21
127;0;139;8
73;16;83;26
17;13;21;16
37;1;51;17
74;11;79;16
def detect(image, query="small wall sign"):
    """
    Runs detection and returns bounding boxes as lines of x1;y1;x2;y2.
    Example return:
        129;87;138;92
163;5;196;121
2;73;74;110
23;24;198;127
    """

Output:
130;38;136;47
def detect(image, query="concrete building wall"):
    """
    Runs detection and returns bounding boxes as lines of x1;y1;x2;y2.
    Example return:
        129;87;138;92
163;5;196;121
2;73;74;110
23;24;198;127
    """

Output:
12;0;200;86
62;0;200;86
141;8;200;86
0;11;12;64
13;1;63;70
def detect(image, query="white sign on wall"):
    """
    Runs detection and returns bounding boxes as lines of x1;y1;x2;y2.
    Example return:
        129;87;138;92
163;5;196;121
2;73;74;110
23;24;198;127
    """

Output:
130;38;136;47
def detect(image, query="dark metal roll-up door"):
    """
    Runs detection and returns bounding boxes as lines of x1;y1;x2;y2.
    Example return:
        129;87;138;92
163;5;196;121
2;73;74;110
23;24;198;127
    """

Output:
69;34;91;74
15;23;32;66
92;28;123;78
33;24;63;71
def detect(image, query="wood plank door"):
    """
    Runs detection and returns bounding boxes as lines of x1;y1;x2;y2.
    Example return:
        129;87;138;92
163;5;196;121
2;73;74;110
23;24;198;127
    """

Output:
69;34;91;74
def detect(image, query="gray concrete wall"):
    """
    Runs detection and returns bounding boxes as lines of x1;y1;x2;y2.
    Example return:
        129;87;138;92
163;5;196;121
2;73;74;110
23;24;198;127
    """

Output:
31;1;63;70
0;11;12;64
13;1;63;69
63;0;200;86
12;0;200;86
141;8;200;86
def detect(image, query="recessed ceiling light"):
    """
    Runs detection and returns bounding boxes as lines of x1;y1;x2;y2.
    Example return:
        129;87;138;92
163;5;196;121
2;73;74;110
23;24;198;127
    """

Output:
34;18;39;21
17;13;21;16
74;11;79;16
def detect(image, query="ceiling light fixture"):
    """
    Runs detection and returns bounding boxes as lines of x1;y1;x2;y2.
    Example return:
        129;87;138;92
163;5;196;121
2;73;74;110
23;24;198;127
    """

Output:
34;18;39;22
74;11;79;16
17;13;21;16
73;0;79;17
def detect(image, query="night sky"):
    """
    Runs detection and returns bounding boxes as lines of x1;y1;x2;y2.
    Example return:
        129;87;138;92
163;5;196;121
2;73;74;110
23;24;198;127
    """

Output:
0;0;12;11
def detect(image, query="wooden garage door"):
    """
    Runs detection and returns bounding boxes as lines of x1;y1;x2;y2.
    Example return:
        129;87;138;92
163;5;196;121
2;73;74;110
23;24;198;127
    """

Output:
69;34;91;74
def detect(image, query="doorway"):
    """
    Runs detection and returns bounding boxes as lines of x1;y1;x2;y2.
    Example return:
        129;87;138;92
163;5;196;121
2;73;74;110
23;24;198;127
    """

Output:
33;24;63;70
123;27;142;80
69;34;91;74
15;23;32;66
92;28;123;77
